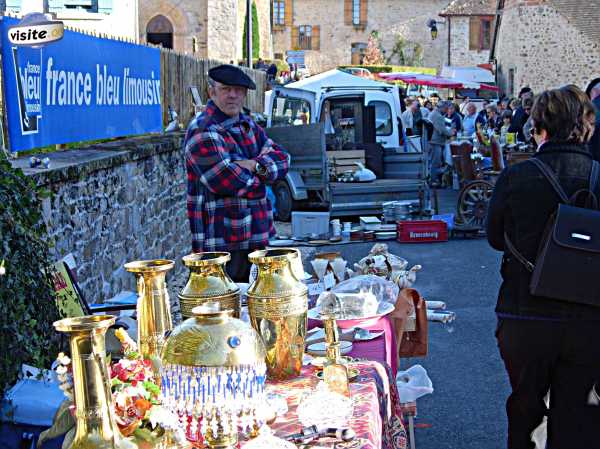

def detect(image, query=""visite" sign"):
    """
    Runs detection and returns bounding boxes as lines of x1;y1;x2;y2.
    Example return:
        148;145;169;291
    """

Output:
8;20;64;47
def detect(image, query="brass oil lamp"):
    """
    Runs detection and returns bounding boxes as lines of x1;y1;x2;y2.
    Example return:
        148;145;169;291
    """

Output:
160;303;267;449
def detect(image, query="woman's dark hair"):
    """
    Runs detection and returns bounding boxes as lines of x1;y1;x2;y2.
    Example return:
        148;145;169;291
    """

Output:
530;85;596;143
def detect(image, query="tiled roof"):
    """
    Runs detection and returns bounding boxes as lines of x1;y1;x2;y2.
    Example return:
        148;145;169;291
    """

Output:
440;0;497;16
548;0;600;46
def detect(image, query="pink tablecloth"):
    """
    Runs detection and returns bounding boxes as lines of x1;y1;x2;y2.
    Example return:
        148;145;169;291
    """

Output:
308;315;398;377
267;362;407;449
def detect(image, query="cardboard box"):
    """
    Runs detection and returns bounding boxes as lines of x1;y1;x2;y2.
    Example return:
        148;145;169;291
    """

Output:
292;211;330;239
360;216;382;231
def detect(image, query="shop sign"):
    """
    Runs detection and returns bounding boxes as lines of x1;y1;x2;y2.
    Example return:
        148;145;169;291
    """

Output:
286;50;305;66
1;16;162;152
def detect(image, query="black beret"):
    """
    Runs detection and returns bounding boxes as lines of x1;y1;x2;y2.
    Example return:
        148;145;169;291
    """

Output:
518;87;532;97
208;64;256;90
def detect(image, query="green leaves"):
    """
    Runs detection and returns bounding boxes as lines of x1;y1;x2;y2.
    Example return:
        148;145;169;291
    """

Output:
0;157;64;398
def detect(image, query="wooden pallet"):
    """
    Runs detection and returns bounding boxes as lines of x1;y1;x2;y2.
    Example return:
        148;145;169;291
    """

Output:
326;150;366;175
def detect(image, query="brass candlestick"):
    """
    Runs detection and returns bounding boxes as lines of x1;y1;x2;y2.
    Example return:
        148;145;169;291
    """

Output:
124;259;174;373
53;315;136;449
322;314;350;397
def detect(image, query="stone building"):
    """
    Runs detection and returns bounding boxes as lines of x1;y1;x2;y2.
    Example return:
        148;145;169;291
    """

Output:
139;0;273;61
492;0;600;96
271;0;452;73
439;0;496;67
2;0;139;41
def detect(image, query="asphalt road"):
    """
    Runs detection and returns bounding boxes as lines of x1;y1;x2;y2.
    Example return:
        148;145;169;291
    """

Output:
330;237;509;449
304;190;510;449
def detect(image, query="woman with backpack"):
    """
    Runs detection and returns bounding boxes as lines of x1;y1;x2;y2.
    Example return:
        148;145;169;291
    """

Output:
487;85;600;449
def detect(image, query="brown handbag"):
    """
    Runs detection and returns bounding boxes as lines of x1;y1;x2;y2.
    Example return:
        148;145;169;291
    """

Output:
391;288;428;358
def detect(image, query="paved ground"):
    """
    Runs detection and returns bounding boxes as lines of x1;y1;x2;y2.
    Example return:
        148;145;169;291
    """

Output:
281;189;510;449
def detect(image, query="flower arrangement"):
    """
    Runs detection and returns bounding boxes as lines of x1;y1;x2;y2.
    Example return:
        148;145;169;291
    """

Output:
39;329;184;448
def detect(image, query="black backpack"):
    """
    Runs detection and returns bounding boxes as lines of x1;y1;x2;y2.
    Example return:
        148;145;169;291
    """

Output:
505;157;600;306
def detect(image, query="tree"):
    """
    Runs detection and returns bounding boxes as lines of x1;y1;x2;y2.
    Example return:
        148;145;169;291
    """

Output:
387;34;424;67
362;31;385;66
242;1;260;61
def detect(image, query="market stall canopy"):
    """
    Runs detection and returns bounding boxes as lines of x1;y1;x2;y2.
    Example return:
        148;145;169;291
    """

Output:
378;72;499;92
286;69;394;94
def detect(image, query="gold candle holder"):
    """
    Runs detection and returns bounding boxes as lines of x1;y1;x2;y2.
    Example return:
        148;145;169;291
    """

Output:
124;259;174;370
53;315;137;449
322;314;350;398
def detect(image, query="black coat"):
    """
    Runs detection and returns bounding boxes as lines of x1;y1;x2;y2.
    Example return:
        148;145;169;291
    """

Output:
508;106;529;142
486;141;600;319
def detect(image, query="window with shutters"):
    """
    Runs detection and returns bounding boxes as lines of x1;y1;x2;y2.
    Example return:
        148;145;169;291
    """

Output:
345;0;367;27
469;16;493;51
352;0;360;25
298;25;312;50
273;0;285;26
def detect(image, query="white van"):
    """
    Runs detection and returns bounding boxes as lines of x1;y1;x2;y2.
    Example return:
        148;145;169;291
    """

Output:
266;69;403;149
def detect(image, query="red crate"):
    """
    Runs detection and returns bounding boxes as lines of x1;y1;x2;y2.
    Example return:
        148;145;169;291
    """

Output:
397;220;448;243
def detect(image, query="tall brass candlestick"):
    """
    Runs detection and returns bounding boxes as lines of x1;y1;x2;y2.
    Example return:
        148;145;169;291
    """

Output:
125;260;174;368
53;315;136;449
322;314;350;397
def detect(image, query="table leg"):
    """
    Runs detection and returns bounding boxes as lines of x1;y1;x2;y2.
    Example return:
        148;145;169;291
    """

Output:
408;415;416;449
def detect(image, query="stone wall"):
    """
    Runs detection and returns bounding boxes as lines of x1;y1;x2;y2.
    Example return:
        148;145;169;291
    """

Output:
19;135;190;306
448;16;491;67
139;0;206;55
495;1;600;95
139;0;272;60
272;0;450;73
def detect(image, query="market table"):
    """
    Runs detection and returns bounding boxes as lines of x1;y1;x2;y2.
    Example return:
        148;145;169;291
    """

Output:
268;361;407;449
308;315;399;378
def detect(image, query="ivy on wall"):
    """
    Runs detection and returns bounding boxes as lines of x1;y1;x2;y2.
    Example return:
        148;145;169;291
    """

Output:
0;154;64;398
242;1;260;61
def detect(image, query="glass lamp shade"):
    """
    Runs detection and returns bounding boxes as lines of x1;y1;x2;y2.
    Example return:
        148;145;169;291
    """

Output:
160;304;267;448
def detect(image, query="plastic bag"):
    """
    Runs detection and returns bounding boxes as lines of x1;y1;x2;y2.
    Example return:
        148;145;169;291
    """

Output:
329;274;399;305
395;364;434;403
315;275;398;319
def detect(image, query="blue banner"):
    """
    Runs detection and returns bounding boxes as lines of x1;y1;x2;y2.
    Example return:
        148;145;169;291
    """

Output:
1;16;162;152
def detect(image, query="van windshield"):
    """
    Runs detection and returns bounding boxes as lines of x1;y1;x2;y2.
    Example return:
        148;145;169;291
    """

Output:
271;96;311;126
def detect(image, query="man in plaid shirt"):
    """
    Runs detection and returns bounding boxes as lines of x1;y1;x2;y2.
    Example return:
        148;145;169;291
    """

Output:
184;64;289;281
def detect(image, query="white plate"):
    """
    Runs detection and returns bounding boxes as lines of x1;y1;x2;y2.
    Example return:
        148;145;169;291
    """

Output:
307;302;395;329
354;330;384;341
307;341;353;356
268;239;297;247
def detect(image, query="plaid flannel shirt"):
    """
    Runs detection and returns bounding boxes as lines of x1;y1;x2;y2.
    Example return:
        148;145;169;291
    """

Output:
184;100;289;252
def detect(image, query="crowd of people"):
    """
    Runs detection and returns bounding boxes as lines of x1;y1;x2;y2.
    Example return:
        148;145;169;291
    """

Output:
399;82;600;187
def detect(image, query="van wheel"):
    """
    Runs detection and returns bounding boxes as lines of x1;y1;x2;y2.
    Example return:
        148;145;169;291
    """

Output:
274;181;293;222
